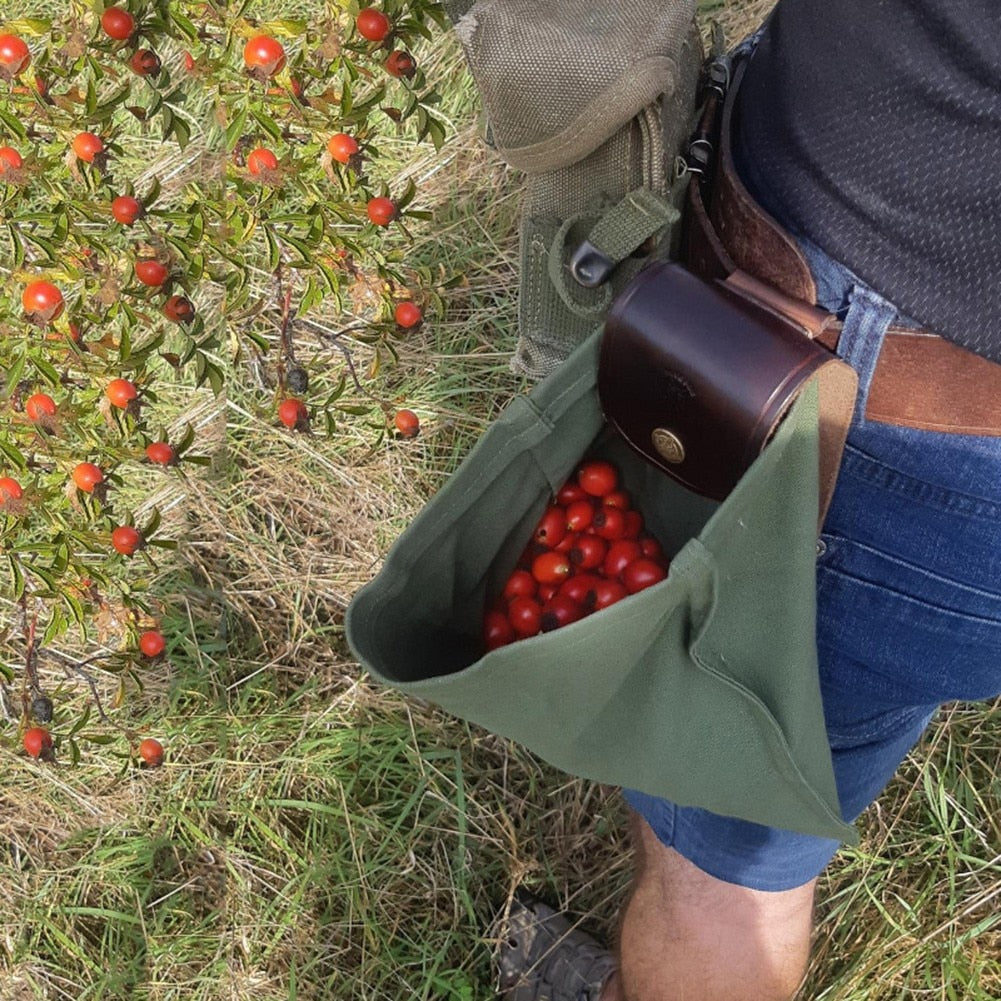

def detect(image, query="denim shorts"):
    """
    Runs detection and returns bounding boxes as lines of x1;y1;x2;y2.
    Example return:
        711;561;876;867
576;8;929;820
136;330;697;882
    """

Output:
624;196;1001;893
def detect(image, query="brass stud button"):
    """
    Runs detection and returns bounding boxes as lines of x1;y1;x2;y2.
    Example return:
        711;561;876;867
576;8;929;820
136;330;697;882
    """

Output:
651;428;685;465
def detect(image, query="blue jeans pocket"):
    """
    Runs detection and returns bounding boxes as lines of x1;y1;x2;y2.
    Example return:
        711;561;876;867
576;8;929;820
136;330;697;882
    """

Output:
816;530;1001;705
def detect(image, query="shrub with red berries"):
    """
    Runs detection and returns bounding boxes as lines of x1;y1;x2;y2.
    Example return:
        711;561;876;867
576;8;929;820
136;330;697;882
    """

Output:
1;2;449;766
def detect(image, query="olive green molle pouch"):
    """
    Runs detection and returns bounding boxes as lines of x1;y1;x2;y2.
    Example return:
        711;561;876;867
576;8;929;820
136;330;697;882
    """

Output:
346;325;858;844
443;0;705;377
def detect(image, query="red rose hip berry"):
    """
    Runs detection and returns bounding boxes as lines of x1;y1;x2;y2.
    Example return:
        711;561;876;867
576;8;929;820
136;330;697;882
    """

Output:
0;477;23;503
507;596;543;637
484;609;515;651
394;301;422;329
101;6;136;40
0;146;23;173
111;525;144;556
163;295;195;323
356;8;392;42
243;35;286;78
72;132;104;163
568;534;607;571
278;398;308;430
25;393;57;421
112;195;143;224
366;196;397;226
135;259;169;286
22;280;64;323
622;558;668;594
531;551;572;585
533;505;566;548
603;539;643;580
139;629;166;657
23;726;53;759
247;147;278;176
130;48;161;76
394;409;420;438
145;442;176;466
384;50;417;79
71;462;103;493
577;459;619;498
540;595;584;632
0;34;30;76
591;505;626;541
327;133;359;164
502;569;537;601
139;737;164;767
105;377;138;409
593;578;628;610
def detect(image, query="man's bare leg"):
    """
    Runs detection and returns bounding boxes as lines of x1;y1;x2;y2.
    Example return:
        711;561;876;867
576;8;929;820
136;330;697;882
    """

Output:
601;811;816;1001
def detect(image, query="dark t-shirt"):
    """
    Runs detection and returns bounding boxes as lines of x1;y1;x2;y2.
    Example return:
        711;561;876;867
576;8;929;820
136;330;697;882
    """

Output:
735;1;1001;361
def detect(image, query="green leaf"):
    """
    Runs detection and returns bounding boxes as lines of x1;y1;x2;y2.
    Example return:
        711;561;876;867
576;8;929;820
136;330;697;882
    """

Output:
264;224;281;270
4;18;50;35
96;85;131;116
141;508;162;539
187;212;204;243
258;18;307;35
175;423;196;454
205;359;225;397
168;9;199;39
160;106;175;142
69;705;92;736
8;556;24;600
6;222;25;268
300;275;322;313
422;114;447;152
119;324;132;363
0;106;27;141
281;233;318;262
395;177;418;211
250;107;283;143
24;232;59;262
4;354;26;397
225;106;249;152
64;591;86;628
30;353;61;388
142;175;162;208
170;115;191;150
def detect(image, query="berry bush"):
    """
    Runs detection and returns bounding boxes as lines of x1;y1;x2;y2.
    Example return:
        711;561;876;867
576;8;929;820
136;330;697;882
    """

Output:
0;1;450;766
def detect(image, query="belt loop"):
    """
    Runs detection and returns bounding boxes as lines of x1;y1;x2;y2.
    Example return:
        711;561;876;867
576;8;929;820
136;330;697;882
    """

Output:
838;285;898;421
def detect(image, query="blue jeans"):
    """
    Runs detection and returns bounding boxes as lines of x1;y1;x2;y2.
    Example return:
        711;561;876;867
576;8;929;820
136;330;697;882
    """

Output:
624;181;1001;893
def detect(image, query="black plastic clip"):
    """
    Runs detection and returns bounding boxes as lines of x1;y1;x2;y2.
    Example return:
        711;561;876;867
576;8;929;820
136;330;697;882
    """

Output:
569;240;615;288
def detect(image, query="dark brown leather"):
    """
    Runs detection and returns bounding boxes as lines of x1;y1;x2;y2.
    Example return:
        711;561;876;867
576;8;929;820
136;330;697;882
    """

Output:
600;261;853;502
685;58;1001;437
711;62;817;306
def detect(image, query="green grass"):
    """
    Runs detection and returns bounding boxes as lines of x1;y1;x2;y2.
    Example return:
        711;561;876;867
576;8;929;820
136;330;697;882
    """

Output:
3;2;1001;999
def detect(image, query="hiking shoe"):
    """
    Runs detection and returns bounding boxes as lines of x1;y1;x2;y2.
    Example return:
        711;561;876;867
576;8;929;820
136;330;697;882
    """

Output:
496;889;617;1001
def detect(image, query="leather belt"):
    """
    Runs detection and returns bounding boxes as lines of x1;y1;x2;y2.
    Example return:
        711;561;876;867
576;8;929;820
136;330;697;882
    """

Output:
684;57;1001;437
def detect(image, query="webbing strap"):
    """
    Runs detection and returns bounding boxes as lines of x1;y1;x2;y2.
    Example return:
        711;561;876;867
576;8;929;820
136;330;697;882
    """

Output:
587;186;679;266
548;183;685;318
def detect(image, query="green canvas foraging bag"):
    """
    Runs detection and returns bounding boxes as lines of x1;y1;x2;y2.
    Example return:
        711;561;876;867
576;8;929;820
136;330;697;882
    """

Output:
346;4;858;842
346;328;857;844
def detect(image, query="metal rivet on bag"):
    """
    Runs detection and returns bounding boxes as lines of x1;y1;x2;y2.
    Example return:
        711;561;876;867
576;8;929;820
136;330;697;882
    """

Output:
651;428;685;465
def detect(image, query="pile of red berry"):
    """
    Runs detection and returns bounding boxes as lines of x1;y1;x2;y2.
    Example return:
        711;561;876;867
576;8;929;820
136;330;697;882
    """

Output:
483;458;669;651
